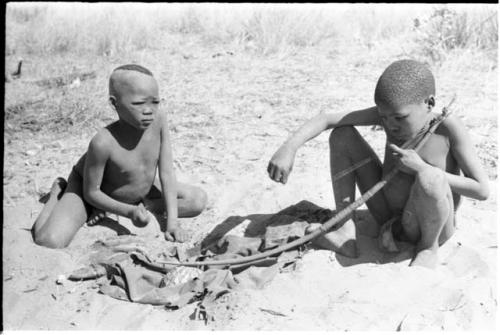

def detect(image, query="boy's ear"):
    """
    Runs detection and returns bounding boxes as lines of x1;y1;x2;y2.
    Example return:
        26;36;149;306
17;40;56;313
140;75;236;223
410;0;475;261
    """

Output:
109;96;117;109
425;95;435;109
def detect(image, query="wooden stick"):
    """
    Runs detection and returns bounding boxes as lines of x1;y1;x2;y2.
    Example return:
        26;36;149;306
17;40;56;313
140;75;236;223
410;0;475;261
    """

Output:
157;105;454;268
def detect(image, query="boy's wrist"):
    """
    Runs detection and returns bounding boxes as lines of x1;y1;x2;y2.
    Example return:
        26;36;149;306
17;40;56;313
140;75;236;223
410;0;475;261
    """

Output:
163;212;177;224
283;141;299;154
126;204;141;218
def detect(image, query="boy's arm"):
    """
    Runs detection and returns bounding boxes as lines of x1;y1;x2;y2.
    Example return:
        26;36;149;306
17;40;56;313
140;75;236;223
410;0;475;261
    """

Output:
445;116;489;200
268;106;379;183
83;133;138;218
389;116;489;200
158;112;182;240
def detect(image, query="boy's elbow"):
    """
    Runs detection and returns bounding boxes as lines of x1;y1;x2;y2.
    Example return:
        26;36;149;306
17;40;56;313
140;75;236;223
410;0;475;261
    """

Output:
83;188;97;206
477;187;489;201
476;182;490;201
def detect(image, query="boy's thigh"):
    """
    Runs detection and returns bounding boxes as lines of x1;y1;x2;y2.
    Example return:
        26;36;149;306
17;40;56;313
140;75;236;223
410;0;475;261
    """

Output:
38;169;92;247
144;181;205;211
148;177;203;200
400;172;455;244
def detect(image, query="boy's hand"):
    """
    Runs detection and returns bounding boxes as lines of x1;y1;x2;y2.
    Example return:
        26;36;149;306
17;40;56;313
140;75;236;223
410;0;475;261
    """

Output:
389;143;428;174
164;225;189;243
130;203;151;227
268;145;296;184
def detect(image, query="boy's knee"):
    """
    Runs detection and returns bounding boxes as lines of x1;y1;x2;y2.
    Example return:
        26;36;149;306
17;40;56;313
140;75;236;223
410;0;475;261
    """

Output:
33;230;68;249
415;167;448;199
192;187;207;214
329;126;356;144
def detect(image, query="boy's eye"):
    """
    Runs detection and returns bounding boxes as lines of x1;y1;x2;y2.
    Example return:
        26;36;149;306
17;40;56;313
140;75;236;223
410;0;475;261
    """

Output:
153;100;160;104
395;115;408;121
132;102;145;105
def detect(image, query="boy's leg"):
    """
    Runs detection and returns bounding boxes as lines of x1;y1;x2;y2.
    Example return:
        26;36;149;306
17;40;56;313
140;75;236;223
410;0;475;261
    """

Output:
32;177;68;236
144;177;208;217
309;126;392;257
330;126;392;224
401;166;454;268
32;169;92;248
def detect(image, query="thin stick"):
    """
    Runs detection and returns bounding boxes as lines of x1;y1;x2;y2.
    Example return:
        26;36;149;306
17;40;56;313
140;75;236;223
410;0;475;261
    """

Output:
156;105;454;268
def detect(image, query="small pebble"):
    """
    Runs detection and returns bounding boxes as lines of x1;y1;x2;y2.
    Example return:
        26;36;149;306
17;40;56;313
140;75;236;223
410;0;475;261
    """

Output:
56;275;67;285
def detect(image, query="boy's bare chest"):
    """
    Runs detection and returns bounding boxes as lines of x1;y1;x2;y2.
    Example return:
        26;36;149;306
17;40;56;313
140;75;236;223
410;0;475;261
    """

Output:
382;133;453;212
384;133;451;172
107;133;160;178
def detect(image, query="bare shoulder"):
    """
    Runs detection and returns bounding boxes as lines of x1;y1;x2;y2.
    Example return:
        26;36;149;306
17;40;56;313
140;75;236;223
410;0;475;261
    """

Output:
88;124;115;154
158;110;169;127
436;113;470;144
157;110;171;135
333;106;380;127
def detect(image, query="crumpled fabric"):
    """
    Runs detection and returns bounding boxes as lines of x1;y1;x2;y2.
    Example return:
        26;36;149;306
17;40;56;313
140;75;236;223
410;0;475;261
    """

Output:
98;260;234;308
68;201;329;314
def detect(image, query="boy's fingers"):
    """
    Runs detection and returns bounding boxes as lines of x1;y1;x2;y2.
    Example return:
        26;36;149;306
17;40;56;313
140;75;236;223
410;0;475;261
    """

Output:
177;232;189;242
268;163;275;179
273;168;282;182
270;166;278;181
389;143;404;155
282;172;288;184
164;232;174;242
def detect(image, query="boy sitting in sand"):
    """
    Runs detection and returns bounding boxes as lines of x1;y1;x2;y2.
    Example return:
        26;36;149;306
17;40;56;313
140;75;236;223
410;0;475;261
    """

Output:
267;59;489;268
32;64;207;248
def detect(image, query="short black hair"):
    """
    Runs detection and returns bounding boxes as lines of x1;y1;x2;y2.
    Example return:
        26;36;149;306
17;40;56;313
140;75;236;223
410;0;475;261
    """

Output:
112;64;153;76
109;64;154;96
374;59;435;108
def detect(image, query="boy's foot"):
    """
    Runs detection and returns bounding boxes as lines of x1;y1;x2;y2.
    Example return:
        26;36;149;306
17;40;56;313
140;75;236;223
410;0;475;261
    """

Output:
306;219;358;258
39;177;68;203
87;210;107;226
378;217;400;253
164;225;189;243
410;248;438;269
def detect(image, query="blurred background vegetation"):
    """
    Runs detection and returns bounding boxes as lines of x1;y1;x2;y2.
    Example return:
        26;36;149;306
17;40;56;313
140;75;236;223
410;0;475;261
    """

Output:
5;3;497;62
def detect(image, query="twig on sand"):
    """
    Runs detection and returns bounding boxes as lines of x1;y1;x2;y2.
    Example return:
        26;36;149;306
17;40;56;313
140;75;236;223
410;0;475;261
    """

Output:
396;314;407;331
259;307;287;317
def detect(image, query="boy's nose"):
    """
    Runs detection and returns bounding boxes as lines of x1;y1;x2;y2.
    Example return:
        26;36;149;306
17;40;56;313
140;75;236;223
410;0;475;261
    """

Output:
390;126;400;133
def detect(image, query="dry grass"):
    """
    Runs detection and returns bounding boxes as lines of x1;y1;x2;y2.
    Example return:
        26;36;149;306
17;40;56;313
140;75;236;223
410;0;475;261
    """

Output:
9;3;495;57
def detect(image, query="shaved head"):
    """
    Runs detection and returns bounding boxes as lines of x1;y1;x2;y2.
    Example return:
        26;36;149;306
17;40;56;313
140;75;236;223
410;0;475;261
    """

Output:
109;64;154;98
374;59;435;109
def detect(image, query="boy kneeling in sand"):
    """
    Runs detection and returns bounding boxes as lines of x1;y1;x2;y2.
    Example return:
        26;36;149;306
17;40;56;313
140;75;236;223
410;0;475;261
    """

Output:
267;60;489;268
33;64;207;248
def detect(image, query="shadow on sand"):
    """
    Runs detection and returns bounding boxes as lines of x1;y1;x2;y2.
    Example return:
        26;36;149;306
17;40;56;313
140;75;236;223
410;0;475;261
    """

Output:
90;217;133;236
200;200;414;267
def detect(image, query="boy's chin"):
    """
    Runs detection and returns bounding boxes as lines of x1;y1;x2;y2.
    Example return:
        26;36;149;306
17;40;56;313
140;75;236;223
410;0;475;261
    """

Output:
387;134;406;146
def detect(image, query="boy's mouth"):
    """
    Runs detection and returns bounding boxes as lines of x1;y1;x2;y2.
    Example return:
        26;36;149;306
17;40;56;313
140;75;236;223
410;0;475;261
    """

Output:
389;134;406;145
